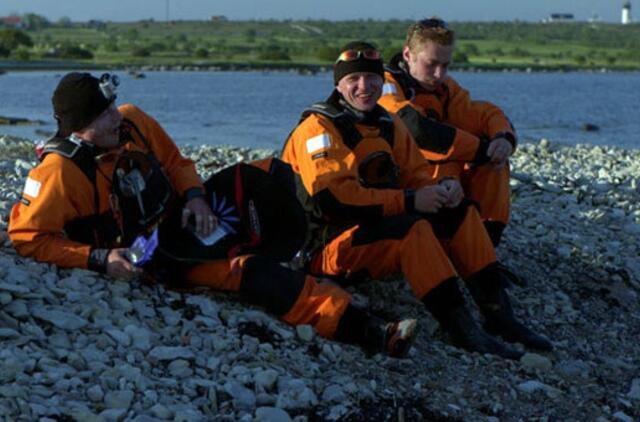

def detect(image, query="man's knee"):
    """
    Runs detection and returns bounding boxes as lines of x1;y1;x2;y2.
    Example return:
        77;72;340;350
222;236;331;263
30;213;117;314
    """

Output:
239;255;306;316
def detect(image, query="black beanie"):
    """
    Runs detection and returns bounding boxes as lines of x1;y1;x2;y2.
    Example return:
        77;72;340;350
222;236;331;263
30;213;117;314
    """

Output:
52;72;114;136
333;41;384;85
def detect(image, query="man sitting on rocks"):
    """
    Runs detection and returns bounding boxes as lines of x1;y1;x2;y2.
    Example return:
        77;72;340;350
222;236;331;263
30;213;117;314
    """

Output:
8;72;417;358
379;18;515;249
282;42;552;359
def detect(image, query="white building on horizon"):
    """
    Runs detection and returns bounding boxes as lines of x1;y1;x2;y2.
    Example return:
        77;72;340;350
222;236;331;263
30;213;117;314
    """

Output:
622;0;632;24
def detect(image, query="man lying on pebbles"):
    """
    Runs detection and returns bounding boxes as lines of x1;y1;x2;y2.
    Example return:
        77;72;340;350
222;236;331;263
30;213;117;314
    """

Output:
7;71;418;358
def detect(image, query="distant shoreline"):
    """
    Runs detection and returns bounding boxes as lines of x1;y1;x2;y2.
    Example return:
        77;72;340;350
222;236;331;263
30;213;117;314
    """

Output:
1;60;639;74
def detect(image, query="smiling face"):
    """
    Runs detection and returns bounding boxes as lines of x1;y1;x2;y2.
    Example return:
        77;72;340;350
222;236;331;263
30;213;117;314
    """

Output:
336;71;384;112
403;40;453;91
75;102;123;149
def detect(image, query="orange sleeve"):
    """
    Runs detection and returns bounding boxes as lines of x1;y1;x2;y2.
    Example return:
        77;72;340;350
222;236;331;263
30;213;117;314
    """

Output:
282;115;407;220
445;78;516;143
391;115;437;189
379;74;484;163
8;155;95;269
119;104;204;197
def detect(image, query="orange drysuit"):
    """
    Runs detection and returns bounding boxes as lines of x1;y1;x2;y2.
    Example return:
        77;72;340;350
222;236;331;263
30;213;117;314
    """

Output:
8;103;350;338
378;55;515;242
282;92;497;301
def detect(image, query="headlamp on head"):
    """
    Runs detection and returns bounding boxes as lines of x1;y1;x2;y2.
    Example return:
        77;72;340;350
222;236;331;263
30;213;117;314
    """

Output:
99;73;119;102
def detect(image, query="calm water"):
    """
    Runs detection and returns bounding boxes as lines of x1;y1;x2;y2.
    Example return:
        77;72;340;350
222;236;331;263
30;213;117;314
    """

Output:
1;70;639;149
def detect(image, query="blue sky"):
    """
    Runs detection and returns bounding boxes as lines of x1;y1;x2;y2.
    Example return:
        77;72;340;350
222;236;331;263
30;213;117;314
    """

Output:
0;0;632;23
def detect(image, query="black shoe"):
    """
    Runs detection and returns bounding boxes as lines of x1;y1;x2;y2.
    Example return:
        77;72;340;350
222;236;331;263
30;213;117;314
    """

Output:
480;298;553;351
496;262;526;287
441;304;524;360
468;273;553;352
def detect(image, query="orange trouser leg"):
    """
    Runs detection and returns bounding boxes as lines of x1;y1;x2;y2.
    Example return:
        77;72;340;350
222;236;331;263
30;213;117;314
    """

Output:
311;216;457;300
281;276;352;339
185;254;351;339
461;163;511;225
184;256;249;291
444;206;497;279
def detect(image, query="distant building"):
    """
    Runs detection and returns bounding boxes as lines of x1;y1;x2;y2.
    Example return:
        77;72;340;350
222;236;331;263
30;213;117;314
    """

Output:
543;13;575;23
210;16;228;22
622;0;632;24
0;15;25;29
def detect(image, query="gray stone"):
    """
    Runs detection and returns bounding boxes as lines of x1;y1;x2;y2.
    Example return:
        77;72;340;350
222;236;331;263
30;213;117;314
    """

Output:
612;411;634;422
31;306;88;330
321;384;346;403
0;328;19;338
104;390;134;409
99;408;127;422
296;325;315;342
148;346;195;362
555;360;591;379
0;281;30;294
4;299;29;319
225;380;257;411
168;359;193;378
255;369;279;391
86;384;104;402
520;353;553;372
517;380;562;398
628;378;640;400
185;295;220;318
276;379;318;410
124;324;153;351
150;403;174;419
105;328;131;347
255;407;292;422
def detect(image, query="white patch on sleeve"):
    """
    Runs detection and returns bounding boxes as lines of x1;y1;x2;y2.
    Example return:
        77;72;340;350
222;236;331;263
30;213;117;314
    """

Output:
23;177;42;198
382;83;397;95
306;133;331;154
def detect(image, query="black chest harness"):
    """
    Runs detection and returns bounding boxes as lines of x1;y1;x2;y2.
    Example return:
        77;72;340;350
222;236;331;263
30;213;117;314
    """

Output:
41;119;174;248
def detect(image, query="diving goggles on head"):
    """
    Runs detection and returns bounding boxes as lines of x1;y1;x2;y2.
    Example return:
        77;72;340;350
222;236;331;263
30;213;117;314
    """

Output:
99;73;119;102
335;49;382;64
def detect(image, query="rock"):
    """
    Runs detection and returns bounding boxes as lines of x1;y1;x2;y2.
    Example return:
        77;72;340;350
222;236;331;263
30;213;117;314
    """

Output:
86;385;104;402
628;378;640;400
224;380;257;411
31;306;88;330
321;384;346;403
296;324;315;342
168;359;193;378
517;380;562;398
520;353;553;372
150;403;174;419
104;390;134;409
147;346;195;362
106;328;132;347
254;369;279;391
612;411;634;422
255;407;292;422
276;379;318;410
124;324;153;351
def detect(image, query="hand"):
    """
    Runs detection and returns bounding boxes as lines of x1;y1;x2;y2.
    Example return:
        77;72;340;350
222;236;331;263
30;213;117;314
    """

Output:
181;196;217;236
486;137;512;171
414;185;449;214
106;248;143;279
439;178;464;208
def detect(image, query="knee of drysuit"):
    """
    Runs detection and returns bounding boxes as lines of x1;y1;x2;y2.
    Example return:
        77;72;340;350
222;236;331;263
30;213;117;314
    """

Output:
239;254;306;316
423;199;473;239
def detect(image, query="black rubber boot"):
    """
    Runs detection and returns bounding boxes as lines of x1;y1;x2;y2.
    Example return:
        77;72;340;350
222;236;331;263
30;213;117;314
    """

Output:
422;278;524;360
467;266;553;352
334;305;417;358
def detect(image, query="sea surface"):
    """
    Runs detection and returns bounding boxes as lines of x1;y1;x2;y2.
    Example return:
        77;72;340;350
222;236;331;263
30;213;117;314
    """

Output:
1;70;639;149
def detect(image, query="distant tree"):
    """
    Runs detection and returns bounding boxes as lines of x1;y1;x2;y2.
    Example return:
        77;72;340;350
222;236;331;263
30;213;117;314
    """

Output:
47;44;94;59
315;46;339;62
58;16;72;27
452;51;469;64
131;46;151;57
22;13;50;30
574;55;586;65
12;46;30;61
461;43;480;56
195;48;209;58
244;28;257;43
0;29;33;50
258;45;290;61
0;46;9;57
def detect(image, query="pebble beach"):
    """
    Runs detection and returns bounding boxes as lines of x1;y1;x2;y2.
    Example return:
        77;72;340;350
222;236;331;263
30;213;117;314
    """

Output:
0;135;638;421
